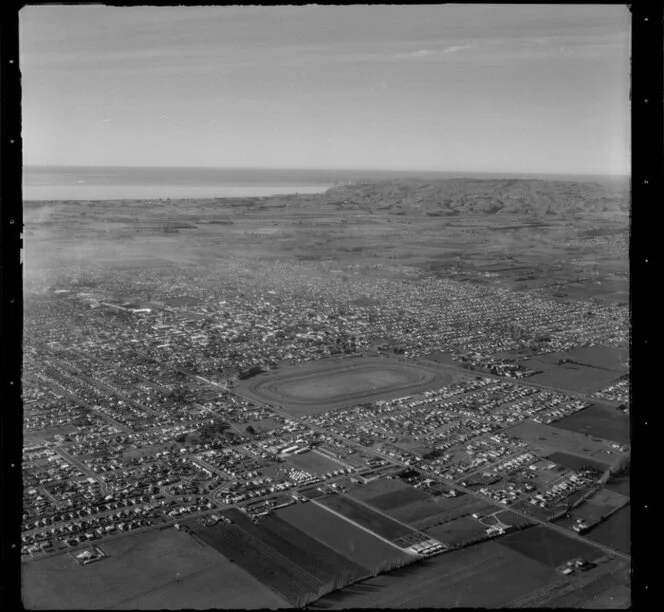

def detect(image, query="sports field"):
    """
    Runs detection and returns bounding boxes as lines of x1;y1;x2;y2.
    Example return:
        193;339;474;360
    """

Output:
310;540;559;609
240;357;452;415
21;528;289;610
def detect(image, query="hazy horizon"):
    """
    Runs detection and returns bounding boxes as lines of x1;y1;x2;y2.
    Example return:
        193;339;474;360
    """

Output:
20;5;630;176
24;163;629;178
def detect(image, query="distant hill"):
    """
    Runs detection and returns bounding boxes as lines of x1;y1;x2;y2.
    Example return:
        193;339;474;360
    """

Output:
322;178;629;216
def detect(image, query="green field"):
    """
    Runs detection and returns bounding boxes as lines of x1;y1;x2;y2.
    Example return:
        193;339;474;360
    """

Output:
21;528;290;610
310;539;559;609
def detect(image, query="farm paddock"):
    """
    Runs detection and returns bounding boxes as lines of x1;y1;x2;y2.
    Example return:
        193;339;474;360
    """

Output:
316;494;419;543
276;502;412;572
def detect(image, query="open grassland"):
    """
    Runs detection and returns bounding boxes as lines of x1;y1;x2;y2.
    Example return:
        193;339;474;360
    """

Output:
21;528;289;610
276;502;412;571
316;494;419;543
497;525;607;568
309;539;560;609
551;403;630;445
240;357;451;415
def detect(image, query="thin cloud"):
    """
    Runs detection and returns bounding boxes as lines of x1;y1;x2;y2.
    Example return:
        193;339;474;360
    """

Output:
392;49;434;59
388;45;475;60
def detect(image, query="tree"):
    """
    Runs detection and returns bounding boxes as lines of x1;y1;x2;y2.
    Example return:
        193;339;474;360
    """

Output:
199;421;231;440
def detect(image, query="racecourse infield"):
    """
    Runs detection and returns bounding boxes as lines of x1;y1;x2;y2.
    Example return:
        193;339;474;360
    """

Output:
239;356;456;415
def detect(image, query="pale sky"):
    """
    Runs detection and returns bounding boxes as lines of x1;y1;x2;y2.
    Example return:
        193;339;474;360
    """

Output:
20;4;630;175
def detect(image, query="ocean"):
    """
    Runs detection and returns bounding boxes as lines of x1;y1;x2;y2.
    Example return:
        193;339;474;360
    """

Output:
22;165;627;201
